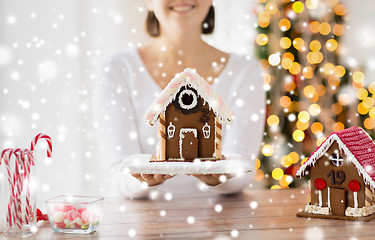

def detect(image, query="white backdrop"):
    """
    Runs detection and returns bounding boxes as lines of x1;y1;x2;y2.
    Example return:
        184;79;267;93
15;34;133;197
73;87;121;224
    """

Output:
0;0;256;200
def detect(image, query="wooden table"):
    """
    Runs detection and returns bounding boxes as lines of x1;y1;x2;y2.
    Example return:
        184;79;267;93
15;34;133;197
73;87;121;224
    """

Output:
4;185;375;239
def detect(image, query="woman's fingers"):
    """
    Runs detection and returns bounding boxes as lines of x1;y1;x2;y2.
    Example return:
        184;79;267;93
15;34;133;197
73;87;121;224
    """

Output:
164;174;174;180
131;173;174;186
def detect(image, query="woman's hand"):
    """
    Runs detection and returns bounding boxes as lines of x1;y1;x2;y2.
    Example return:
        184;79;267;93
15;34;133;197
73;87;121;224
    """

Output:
192;174;234;186
131;174;174;187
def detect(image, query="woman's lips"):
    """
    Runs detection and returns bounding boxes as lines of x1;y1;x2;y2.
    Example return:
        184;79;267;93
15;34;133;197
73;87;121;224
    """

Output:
169;5;196;12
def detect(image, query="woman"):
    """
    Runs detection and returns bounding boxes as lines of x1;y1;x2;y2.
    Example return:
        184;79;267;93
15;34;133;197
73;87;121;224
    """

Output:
93;0;265;198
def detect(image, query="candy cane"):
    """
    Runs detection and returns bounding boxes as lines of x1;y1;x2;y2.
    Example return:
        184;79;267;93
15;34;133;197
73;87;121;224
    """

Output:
30;133;52;157
24;149;34;224
13;149;23;228
28;133;52;223
17;150;30;225
1;149;14;227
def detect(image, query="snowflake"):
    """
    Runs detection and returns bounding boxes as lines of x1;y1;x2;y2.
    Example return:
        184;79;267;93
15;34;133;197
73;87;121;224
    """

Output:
164;192;173;201
160;210;166;216
147;137;156;146
38;60;59;80
41;183;50;192
304;227;324;240
119;206;126;212
128;229;136;237
187;216;195;224
249;201;258;209
44;157;52;166
214;204;223;212
6;15;17;25
230;230;239;238
251;113;259;122
129;131;138;140
65;43;79;58
0;46;12;65
235;99;244;108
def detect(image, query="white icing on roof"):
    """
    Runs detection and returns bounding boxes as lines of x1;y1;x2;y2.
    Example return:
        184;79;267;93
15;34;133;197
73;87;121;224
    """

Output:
296;127;375;190
144;68;234;126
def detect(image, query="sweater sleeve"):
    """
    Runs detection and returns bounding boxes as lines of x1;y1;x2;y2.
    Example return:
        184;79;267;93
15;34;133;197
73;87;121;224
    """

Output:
93;53;158;198
209;56;265;194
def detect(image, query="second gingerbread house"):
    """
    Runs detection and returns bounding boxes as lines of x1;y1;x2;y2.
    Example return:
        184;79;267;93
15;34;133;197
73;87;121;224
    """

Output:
297;126;375;220
145;68;233;161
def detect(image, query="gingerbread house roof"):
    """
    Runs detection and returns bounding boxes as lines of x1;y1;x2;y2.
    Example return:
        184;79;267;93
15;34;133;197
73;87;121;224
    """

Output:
145;68;234;126
296;126;375;190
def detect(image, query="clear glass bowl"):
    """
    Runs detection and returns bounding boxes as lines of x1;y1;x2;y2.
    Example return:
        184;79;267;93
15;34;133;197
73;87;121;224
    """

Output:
45;195;104;234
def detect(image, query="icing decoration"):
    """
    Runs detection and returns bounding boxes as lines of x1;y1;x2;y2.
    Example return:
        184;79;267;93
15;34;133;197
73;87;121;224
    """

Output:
348;180;361;192
202;123;211;139
330;152;343;167
167;122;175;138
296;126;375;191
145;68;234;126
314;178;326;190
178;89;198;110
346;204;375;217
305;204;330;215
318;190;323;207
327;187;331;209
172;86;202;115
179;128;198;159
353;192;358;208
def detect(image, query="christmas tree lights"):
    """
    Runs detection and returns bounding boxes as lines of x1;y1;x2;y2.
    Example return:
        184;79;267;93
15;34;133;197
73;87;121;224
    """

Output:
254;0;372;189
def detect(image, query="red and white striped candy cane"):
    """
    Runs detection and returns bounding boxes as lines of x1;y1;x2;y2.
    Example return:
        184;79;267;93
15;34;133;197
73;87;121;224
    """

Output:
30;133;52;157
17;150;30;225
13;148;23;229
1;149;14;228
23;149;34;224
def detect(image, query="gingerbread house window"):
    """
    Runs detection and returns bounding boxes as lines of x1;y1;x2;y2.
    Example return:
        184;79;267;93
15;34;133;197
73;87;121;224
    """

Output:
178;89;198;110
173;87;202;115
330;152;343;167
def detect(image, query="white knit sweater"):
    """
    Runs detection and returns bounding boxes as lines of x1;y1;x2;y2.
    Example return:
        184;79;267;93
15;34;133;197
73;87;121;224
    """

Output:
93;48;265;198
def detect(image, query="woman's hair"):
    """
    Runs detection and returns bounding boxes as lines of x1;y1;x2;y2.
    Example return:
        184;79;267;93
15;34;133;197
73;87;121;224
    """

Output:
146;6;215;37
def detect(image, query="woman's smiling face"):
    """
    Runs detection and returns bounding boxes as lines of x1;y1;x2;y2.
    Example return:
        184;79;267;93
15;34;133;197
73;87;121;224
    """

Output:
147;0;212;35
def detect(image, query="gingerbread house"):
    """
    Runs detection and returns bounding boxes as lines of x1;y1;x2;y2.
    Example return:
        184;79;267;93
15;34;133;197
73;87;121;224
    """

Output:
145;68;233;161
296;126;375;220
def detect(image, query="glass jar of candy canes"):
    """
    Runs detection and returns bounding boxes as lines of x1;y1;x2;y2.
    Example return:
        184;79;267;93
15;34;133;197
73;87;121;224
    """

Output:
0;133;52;236
0;149;38;237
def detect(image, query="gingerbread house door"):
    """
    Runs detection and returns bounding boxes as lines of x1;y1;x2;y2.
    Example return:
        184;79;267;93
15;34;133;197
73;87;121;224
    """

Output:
179;128;198;160
330;188;346;216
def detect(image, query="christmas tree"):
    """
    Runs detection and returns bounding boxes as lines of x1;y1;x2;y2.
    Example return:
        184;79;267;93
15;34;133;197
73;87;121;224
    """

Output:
254;0;374;189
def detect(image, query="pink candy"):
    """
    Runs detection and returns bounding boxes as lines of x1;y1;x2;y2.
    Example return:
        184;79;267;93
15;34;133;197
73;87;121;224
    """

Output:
51;204;98;230
65;210;79;221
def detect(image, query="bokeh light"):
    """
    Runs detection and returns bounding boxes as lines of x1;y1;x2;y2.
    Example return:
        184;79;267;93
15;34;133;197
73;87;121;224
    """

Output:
256;34;269;46
306;0;319;9
272;168;284;180
268;54;281;66
279;19;291;31
311;122;323;135
280;37;292;49
267;115;280;127
255;0;368;190
293;129;305;142
353;71;365;84
326;39;338;51
298;111;310;123
265;2;278;14
292;2;305;13
262;144;274;157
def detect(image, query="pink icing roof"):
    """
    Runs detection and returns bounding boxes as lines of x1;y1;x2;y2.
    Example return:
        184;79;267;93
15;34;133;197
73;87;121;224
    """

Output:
144;68;234;126
296;126;375;189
